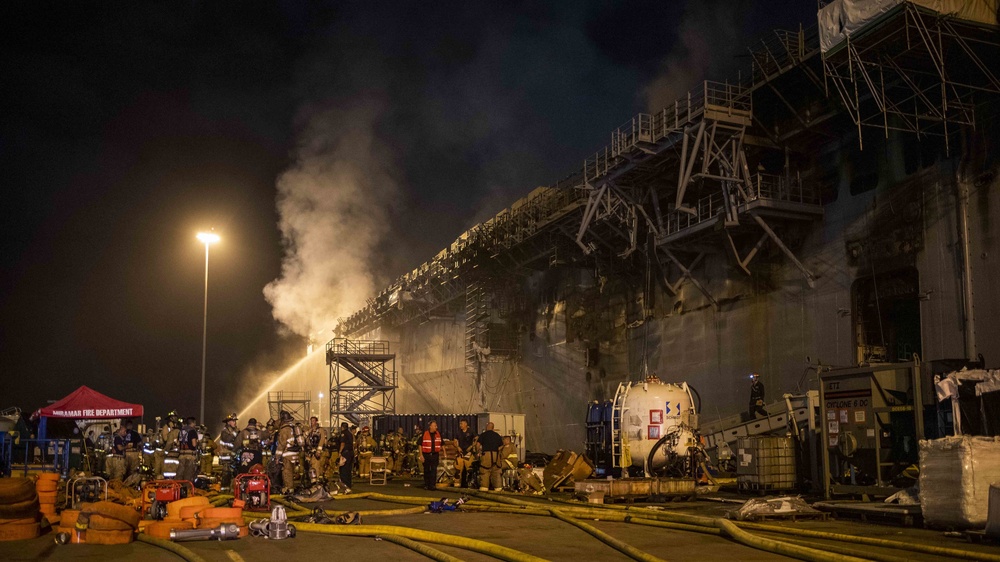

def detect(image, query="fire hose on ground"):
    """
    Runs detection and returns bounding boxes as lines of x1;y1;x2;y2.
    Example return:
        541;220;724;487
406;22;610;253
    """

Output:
135;533;209;562
464;490;1000;562
375;534;464;562
203;490;999;562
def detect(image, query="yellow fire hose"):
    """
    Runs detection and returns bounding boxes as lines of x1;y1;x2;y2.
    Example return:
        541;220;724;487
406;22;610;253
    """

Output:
376;534;464;562
766;534;913;562
290;521;547;562
259;488;999;562
136;533;209;562
715;518;865;562
548;507;666;562
738;520;1000;562
502;491;1000;562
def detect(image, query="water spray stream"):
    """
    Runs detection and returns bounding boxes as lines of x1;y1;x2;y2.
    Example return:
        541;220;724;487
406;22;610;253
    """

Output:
237;349;323;420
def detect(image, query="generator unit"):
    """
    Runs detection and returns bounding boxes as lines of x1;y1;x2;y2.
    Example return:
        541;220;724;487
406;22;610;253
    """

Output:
819;359;924;497
233;464;271;511
142;479;194;520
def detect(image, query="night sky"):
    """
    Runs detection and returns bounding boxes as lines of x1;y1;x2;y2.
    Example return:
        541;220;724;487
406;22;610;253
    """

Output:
1;1;816;431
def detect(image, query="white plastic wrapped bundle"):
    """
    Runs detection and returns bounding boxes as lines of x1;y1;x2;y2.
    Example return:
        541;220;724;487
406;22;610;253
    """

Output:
919;436;1000;528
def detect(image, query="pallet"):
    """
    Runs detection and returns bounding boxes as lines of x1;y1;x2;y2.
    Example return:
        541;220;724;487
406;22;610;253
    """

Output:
965;530;1000;544
813;501;922;527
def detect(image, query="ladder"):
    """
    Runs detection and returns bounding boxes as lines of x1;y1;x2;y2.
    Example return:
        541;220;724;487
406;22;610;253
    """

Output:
610;383;631;468
464;281;489;375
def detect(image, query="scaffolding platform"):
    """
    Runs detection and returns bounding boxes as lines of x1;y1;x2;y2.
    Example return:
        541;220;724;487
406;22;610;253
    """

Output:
327;338;397;428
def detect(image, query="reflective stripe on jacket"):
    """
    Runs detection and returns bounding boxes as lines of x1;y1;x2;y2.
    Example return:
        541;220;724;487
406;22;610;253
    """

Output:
420;431;442;454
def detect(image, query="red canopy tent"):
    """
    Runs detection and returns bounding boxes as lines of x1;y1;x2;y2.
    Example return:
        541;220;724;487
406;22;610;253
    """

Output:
35;385;143;439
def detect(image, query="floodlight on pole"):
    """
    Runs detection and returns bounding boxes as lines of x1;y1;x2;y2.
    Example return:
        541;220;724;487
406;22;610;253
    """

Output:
197;231;220;424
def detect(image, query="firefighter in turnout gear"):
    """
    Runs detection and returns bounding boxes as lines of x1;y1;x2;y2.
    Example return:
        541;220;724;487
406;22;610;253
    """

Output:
216;413;240;488
356;426;376;478
176;417;199;482
453;419;477;487
477;422;503;491
96;425;112;475
235;418;263;476
160;411;181;479
275;410;304;493
323;428;341;484
387;427;406;475
305;416;328;483
197;424;215;477
141;427;157;475
500;434;519;490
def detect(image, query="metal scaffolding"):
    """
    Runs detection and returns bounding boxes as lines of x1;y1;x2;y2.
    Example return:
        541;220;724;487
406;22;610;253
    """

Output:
326;338;397;428
267;391;310;424
336;4;999;337
822;2;1000;153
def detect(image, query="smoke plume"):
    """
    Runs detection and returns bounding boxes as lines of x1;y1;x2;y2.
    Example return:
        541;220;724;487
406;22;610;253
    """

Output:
264;98;398;338
642;1;743;111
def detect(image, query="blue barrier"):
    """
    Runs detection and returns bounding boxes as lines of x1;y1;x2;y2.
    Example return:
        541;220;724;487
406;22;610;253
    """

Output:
1;438;74;478
0;433;12;477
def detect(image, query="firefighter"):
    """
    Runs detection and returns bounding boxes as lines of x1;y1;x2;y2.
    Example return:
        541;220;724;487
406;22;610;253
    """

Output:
235;418;263;476
95;425;113;476
122;418;143;477
325;426;344;484
477;422;503;491
407;425;423;477
176;416;199;482
356;426;376;478
336;421;354;494
500;434;519;490
107;424;127;481
452;419;477;487
216;413;240;488
305;416;328;484
197;424;215;477
141;426;157;476
388;427;406;475
275;410;304;494
160;411;181;479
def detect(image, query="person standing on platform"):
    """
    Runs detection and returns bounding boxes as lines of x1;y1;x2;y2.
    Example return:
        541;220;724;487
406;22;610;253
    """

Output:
748;372;768;418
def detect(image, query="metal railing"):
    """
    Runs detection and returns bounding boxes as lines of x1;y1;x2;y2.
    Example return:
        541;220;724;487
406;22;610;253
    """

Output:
750;26;820;82
584;80;751;183
664;173;820;237
327;338;391;356
1;437;74;477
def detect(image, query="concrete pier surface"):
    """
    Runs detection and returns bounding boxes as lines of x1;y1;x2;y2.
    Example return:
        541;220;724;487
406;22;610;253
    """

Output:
2;479;998;561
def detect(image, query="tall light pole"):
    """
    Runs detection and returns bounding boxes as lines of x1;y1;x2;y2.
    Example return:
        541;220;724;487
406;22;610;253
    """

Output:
196;231;220;423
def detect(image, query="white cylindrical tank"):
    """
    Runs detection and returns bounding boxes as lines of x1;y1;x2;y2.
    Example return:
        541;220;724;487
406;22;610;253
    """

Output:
619;379;697;471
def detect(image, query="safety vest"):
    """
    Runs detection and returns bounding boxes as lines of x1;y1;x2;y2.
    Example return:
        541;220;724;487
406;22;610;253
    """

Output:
420;431;442;453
